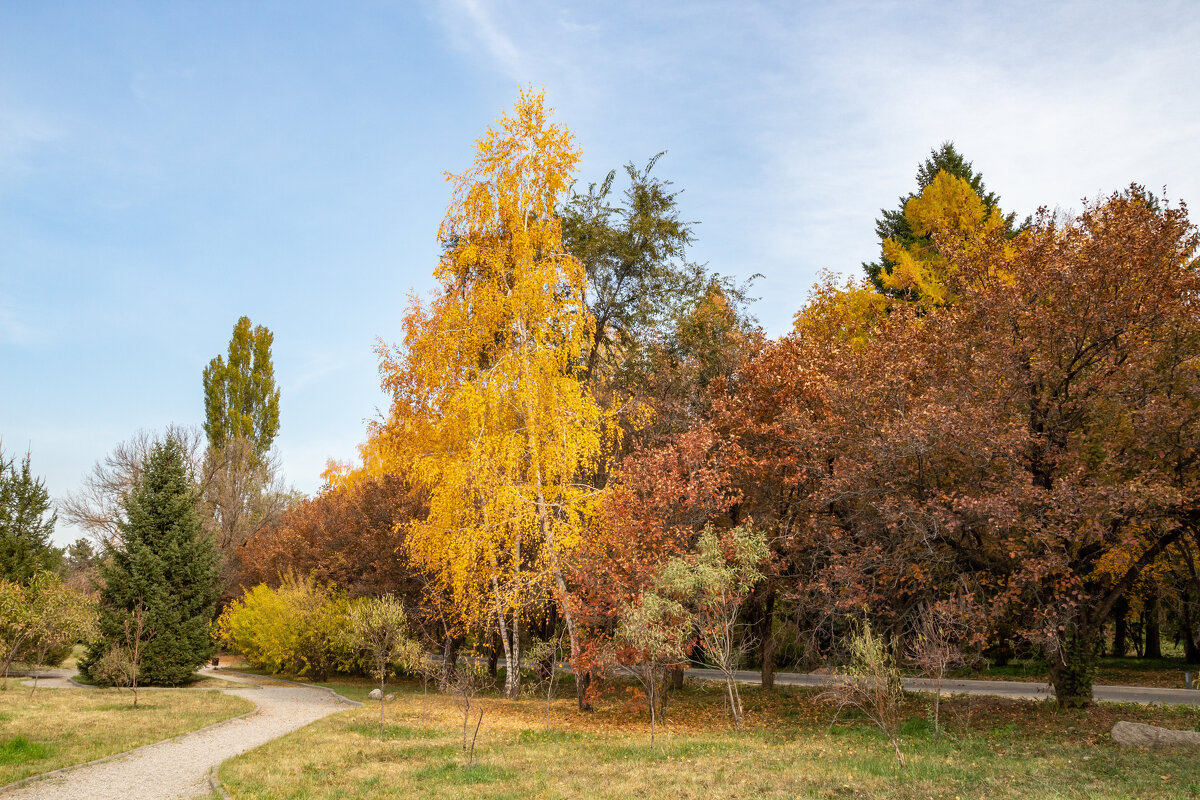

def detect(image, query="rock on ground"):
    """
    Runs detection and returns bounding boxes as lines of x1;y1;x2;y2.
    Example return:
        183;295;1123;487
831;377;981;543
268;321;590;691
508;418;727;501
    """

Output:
1111;720;1200;748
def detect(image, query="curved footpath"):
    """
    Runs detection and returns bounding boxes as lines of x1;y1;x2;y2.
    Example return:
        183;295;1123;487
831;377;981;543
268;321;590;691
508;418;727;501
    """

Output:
685;667;1200;706
1;669;353;800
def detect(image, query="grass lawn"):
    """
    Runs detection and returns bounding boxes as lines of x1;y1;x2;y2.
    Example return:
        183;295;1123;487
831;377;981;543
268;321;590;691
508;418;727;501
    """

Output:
218;677;1200;799
0;686;255;786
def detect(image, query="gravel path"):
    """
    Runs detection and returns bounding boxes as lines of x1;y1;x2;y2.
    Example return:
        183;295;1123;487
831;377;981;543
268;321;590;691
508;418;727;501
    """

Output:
2;669;352;800
15;666;95;690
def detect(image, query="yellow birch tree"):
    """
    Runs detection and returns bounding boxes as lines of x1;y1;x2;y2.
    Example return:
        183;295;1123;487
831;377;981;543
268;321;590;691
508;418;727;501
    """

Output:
371;89;602;699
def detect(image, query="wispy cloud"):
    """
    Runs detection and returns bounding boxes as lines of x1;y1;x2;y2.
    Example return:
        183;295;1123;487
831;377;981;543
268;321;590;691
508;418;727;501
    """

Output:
287;350;350;394
0;303;34;347
0;103;63;173
441;0;525;80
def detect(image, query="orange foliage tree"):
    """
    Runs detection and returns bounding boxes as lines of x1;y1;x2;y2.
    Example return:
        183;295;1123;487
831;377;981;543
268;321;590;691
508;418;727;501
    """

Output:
235;471;423;597
720;187;1200;707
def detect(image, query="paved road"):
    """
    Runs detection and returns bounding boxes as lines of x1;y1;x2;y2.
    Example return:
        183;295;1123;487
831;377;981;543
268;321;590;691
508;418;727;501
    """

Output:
2;669;353;800
448;655;1200;706
684;667;1200;706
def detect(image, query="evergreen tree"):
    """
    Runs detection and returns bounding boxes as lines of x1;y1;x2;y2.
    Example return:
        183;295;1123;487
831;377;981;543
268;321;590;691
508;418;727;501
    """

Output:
863;142;1018;295
202;316;280;463
81;438;220;686
0;446;62;581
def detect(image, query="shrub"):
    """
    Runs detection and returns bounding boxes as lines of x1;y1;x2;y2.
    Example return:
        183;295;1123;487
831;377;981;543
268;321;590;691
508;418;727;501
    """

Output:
217;574;359;678
92;646;133;689
345;594;421;735
821;620;907;768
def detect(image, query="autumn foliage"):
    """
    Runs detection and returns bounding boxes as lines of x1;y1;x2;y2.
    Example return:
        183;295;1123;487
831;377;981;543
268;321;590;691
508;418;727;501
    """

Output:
215;96;1200;717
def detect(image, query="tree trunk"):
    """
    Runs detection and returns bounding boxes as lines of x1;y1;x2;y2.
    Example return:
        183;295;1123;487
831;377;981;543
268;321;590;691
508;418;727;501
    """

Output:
441;634;462;688
1144;588;1162;660
379;674;387;735
1181;587;1200;665
758;583;777;690
670;665;684;690
1112;595;1129;657
575;667;592;712
1047;627;1098;708
507;614;521;699
1184;623;1200;664
487;632;500;678
537;605;558;681
988;636;1013;667
649;682;657;746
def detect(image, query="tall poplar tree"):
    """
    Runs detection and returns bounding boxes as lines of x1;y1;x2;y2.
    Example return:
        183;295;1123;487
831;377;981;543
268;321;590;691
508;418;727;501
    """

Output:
82;438;220;686
202;316;280;462
202;317;286;589
374;89;602;699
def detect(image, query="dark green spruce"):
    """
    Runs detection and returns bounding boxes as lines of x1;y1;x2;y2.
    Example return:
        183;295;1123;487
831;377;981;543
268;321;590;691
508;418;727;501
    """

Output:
0;447;62;581
81;438;220;686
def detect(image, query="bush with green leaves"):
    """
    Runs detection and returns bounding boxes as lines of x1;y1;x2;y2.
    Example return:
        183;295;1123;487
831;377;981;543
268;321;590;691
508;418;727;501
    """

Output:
657;525;767;731
821;620;908;768
612;590;691;745
346;594;422;734
22;573;96;691
1;572;96;688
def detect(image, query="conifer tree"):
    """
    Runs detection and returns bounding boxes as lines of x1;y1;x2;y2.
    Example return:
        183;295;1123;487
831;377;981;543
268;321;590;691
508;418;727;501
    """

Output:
81;438;220;686
863;142;1018;297
0;446;62;581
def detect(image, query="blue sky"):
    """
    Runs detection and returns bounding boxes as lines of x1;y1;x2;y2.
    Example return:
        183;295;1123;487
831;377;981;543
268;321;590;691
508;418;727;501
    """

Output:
3;1;1198;545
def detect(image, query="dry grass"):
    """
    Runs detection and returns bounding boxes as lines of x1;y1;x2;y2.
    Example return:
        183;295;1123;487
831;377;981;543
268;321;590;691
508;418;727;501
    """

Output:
0;686;254;785
218;678;1200;799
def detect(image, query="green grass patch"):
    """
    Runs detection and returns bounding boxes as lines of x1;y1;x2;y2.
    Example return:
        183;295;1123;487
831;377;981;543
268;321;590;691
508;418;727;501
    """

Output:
312;680;379;704
93;703;162;711
605;739;740;763
410;761;514;785
513;728;588;745
0;737;54;766
347;722;442;740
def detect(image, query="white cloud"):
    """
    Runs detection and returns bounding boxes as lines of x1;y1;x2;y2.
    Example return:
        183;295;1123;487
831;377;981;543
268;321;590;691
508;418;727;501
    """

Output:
439;0;525;80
